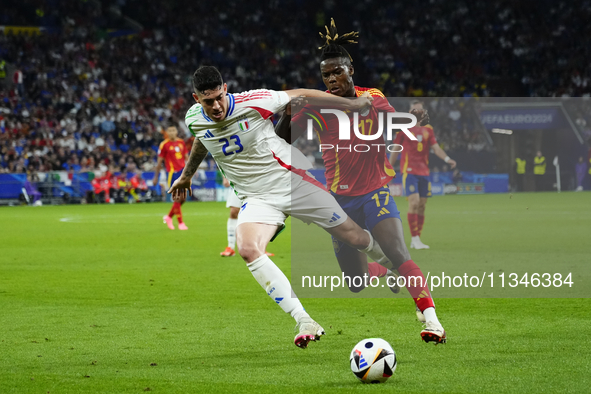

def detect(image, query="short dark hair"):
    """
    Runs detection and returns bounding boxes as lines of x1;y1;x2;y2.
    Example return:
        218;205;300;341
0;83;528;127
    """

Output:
192;66;223;94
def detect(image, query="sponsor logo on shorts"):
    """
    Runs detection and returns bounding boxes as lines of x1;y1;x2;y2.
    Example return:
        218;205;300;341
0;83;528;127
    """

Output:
377;207;390;217
328;212;342;223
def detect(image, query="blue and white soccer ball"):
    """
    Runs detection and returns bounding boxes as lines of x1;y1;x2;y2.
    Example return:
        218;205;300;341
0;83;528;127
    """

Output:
350;338;397;383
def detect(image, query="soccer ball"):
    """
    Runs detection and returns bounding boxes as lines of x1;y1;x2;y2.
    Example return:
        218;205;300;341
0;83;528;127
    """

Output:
350;338;397;383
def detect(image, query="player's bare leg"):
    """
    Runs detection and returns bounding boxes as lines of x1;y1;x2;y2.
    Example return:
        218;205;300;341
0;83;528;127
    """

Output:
334;248;368;293
236;222;324;348
408;193;429;249
332;241;399;294
223;206;273;257
372;218;412;266
372;217;445;343
326;217;392;268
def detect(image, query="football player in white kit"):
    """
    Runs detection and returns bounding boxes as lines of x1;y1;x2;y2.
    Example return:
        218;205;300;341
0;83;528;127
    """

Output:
169;66;392;349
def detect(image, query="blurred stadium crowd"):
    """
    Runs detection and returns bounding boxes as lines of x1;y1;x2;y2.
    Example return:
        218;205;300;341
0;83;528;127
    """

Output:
1;0;591;176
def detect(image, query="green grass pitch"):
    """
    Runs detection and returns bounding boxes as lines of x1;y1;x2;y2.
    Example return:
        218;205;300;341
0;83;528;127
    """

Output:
0;193;589;393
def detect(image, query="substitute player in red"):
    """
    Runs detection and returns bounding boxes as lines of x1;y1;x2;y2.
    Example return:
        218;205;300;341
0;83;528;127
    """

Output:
389;101;456;249
153;125;189;230
278;20;446;344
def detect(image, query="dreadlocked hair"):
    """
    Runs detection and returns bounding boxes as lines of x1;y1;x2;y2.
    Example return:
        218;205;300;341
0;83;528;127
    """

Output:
319;18;359;62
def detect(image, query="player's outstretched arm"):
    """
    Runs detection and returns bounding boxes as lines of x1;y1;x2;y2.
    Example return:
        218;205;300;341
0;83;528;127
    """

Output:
285;89;373;111
168;138;209;200
431;144;457;169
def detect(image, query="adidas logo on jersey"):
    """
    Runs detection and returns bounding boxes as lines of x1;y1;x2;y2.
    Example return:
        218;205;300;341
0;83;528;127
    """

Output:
204;130;215;138
377;207;390;217
328;212;342;223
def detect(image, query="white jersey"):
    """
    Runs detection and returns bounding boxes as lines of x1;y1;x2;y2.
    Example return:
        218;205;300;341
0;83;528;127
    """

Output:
185;89;311;200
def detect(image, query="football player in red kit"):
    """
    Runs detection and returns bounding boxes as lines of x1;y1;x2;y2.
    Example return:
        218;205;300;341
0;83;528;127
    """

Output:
153;126;189;230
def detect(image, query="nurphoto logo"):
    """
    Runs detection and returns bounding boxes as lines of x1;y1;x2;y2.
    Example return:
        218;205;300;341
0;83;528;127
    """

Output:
304;109;418;152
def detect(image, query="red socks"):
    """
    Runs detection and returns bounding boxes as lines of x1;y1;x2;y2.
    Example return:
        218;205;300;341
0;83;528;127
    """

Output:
417;214;425;236
398;260;434;312
408;213;425;236
176;201;184;223
168;202;184;223
367;262;388;278
407;213;419;237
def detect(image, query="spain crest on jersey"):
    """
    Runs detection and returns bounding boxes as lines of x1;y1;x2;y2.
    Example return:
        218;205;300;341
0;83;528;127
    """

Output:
237;117;250;131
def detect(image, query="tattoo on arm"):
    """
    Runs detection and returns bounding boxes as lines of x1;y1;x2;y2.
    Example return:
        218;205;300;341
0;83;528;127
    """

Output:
183;138;208;178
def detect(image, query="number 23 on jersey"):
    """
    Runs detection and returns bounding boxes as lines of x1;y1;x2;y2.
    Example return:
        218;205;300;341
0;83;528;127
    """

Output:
220;135;244;156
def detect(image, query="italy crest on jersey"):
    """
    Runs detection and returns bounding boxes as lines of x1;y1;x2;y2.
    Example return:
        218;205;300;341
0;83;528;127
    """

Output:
237;117;250;131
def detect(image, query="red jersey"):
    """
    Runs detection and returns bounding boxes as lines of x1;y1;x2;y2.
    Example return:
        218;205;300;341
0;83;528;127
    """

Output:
158;139;186;172
92;175;112;193
293;87;396;196
130;174;147;190
393;125;438;176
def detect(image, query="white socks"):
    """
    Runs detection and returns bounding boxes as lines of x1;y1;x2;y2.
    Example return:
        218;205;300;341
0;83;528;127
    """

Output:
422;307;441;325
358;230;393;270
227;218;237;249
248;254;309;323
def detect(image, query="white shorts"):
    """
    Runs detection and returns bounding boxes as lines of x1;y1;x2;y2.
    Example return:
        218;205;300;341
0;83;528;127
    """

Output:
236;172;348;230
226;187;242;208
